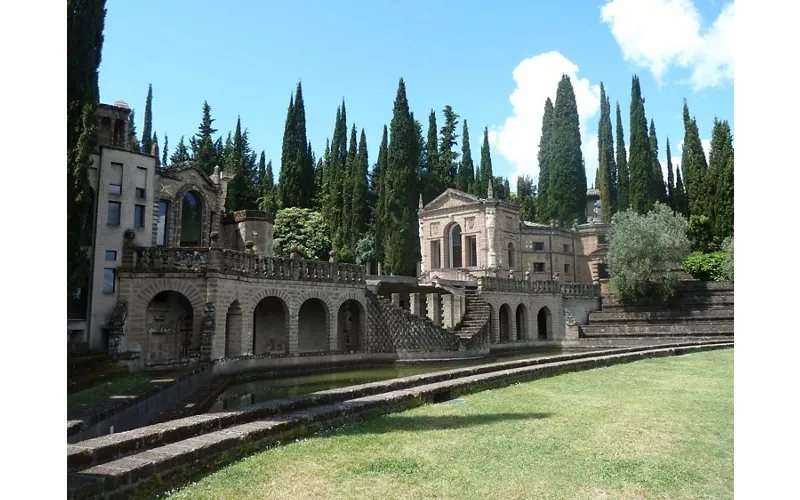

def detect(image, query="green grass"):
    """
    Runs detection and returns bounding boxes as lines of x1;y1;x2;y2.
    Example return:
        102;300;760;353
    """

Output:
163;349;734;500
68;372;157;412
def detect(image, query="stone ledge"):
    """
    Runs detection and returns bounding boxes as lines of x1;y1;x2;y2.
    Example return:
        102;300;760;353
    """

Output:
68;342;733;500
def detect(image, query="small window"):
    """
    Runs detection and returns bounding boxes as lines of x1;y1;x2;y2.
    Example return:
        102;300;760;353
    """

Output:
103;268;116;293
136;187;146;199
597;234;608;245
563;244;571;253
105;250;117;261
534;262;545;273
134;205;146;228
564;263;571;273
597;263;610;279
109;184;122;195
532;241;544;251
107;201;121;225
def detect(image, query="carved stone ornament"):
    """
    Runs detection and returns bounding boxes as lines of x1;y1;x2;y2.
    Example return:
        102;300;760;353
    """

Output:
430;222;440;236
466;217;475;229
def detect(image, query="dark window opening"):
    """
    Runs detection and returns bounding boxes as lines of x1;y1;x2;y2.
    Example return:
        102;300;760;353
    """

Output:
534;262;545;273
107;201;121;225
157;201;169;246
136;187;146;199
134;205;146;228
109;184;122;195
532;241;544;251
103;268;116;293
105;250;117;261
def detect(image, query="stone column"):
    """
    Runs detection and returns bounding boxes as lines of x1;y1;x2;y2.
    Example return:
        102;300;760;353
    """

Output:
509;311;518;343
486;207;497;268
288;313;299;353
427;294;443;326
400;292;411;311
391;293;401;307
410;293;424;317
442;295;454;329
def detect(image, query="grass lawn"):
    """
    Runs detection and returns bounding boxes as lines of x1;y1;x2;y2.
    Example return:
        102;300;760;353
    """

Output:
67;372;156;412
163;348;734;500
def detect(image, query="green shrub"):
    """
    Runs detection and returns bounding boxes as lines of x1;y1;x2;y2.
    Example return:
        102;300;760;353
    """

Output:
272;207;332;261
720;236;734;281
683;251;728;281
688;214;717;253
608;203;691;304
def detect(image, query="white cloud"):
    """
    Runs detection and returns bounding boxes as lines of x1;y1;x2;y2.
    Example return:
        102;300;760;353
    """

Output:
601;0;734;90
489;51;601;193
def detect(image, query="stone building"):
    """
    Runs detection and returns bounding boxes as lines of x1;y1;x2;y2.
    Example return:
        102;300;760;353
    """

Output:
67;101;275;351
417;185;610;284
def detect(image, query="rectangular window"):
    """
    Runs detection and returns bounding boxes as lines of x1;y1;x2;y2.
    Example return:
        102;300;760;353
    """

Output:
597;263;610;279
107;201;121;225
109;183;122;195
134;205;146;228
136;188;146;199
157;201;169;246
105;250;117;261
534;262;545;273
597;234;608;245
532;241;544;251
563;244;571;253
103;268;116;293
430;240;441;269
135;167;147;199
564;263;571;274
109;162;123;195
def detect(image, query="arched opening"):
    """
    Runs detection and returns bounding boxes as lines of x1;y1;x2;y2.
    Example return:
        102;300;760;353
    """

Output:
146;291;194;363
180;191;203;247
225;300;242;357
100;117;112;146
488;304;496;343
499;304;511;343
113;118;126;147
537;306;552;340
448;223;463;268
337;299;363;352
253;296;288;354
508;242;515;268
298;298;329;352
516;304;527;341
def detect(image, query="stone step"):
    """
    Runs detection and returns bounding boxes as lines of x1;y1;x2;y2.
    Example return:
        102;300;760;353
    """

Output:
589;308;733;323
582;322;734;337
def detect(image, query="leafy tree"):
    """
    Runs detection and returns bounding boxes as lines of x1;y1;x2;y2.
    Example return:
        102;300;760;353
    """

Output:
272;207;332;261
170;135;190;165
688;214;715;253
478;126;494;197
67;0;106;298
666;137;675;209
536;98;554;222
720;236;734;281
190;101;219;175
628;76;652;214
141;84;153;154
548;75;586;225
126;109;140;152
615;102;630;211
438;105;460;189
457;120;475;193
707;118;734;240
608;203;691;304
513;175;537;222
354;233;376;269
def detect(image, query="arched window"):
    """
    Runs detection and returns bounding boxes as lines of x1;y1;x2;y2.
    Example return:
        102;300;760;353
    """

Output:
449;224;462;268
180;192;202;247
508;242;515;268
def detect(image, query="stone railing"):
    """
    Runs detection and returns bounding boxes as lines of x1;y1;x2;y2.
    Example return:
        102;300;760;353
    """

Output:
122;247;366;284
478;276;600;297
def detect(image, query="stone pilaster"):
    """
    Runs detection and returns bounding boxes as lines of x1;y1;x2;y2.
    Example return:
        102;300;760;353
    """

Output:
410;293;424;317
200;302;216;361
486;206;497;268
391;293;401;307
427;294;443;327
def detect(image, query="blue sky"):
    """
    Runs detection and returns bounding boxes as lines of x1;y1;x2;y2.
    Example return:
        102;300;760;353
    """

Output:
98;0;733;192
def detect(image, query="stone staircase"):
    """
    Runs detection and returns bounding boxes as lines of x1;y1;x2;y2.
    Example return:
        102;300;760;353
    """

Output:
582;281;734;338
365;291;459;352
452;286;490;340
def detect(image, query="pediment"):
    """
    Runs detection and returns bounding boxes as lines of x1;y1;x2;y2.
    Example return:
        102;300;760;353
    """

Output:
423;188;480;211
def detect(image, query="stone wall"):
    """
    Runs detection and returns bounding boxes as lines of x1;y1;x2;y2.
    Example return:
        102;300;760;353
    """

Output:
365;291;459;353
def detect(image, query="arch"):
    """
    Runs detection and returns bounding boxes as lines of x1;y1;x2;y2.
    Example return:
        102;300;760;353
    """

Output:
444;222;463;269
537;306;552;340
499;304;511;343
298;298;330;352
180;191;203;247
337;299;365;352
112;118;126;147
225;300;243;357
145;291;194;364
253;296;289;354
508;242;515;268
516;303;528;341
488;303;496;343
100;117;112;146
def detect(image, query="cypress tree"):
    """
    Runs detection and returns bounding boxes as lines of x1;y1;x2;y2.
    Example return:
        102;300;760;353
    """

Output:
326;103;349;255
439;105;460;189
383;78;420;276
170;136;190;165
480;127;494;197
597;83;616;220
423;111;440;202
190;101;219;175
373;124;390;265
67;0;106;297
707;118;734;239
279;93;296;208
151;131;158;158
341;124;359;255
257;151;267;194
674;165;688;216
649;119;666;204
548;75;586;225
349;129;370;248
666;138;675;209
681;99;709;217
279;82;313;208
162;134;169;167
615;102;630;211
628;75;652;214
141;84;153;154
126;109;140;152
536;98;554;222
225;117;259;211
458;120;475;193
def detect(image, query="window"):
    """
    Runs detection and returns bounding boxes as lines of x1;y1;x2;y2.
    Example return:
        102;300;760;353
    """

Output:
109;162;123;195
180;192;202;246
508;242;515;268
430;240;441;269
563;244;571;253
135;167;147;199
136;188;146;199
107;201;121;225
157;201;169;246
534;262;545;273
564;263;571;274
532;241;544;251
105;250;117;261
134;205;146;228
597;263;610;279
103;268;116;293
465;235;478;267
597;234;608;245
109;184;122;195
448;224;462;268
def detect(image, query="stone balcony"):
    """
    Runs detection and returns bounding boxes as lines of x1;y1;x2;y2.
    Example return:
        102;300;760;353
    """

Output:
477;276;601;297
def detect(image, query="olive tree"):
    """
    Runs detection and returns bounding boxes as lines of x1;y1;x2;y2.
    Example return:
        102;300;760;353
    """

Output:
608;202;691;304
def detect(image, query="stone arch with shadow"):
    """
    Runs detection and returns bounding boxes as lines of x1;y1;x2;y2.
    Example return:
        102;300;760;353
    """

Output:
295;291;334;353
249;288;292;355
169;183;211;248
336;293;367;352
135;280;205;364
443;221;463;269
224;300;243;357
499;303;512;343
537;306;552;340
516;303;528;341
